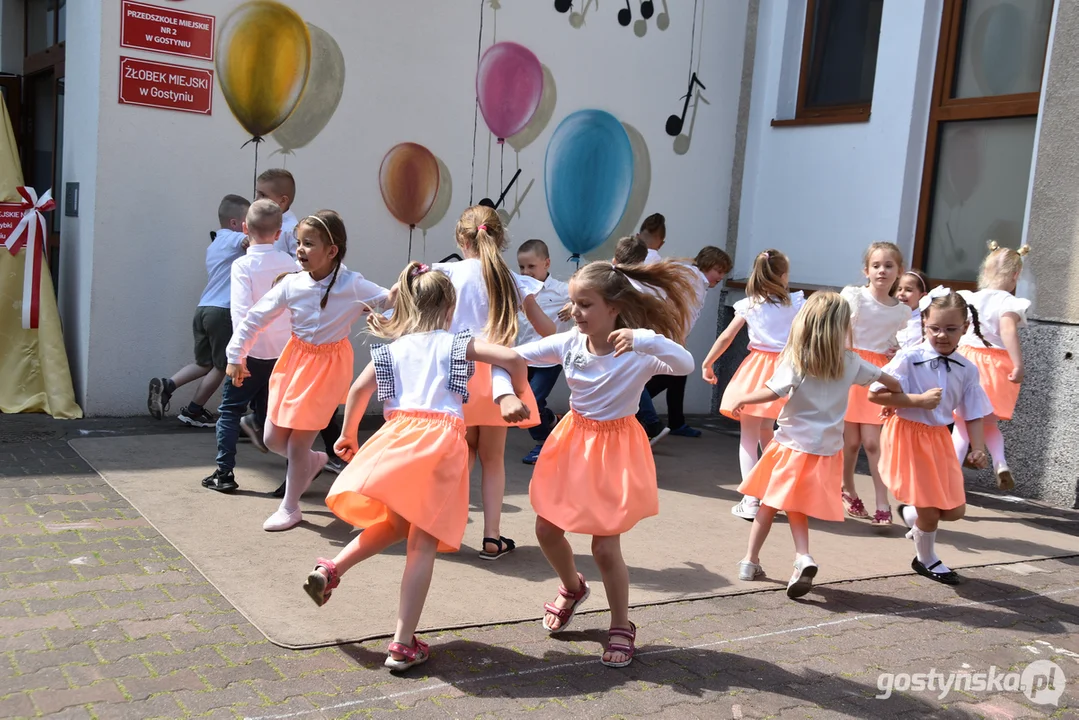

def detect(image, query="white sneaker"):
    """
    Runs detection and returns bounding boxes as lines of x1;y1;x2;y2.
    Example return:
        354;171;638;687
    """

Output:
787;555;818;598
738;560;765;581
648;427;670;447
263;508;302;532
731;497;759;521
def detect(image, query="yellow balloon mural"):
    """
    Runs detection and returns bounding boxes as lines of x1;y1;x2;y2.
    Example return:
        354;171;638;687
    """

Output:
216;1;311;138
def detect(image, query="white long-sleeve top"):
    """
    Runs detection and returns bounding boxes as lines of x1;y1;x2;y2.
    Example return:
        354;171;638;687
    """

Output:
957;289;1030;349
841;286;912;354
515;328;694;421
229;245;301;360
869;342;993;426
226;268;390;364
516;273;572;367
732;292;806;352
273;209;299;257
896;308;923;350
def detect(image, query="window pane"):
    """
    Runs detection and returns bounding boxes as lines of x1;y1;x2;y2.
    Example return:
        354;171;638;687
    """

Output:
925;117;1036;282
26;0;57;54
58;0;67;44
953;0;1052;99
804;0;883;108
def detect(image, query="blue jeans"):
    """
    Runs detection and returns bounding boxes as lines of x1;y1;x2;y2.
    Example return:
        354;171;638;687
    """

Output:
637;388;661;427
216;357;276;471
527;365;563;443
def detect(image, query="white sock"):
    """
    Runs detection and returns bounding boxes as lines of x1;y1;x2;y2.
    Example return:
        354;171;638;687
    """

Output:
912;527;950;573
900;505;919;529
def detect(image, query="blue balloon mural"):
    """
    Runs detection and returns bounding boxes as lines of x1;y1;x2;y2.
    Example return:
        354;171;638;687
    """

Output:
545;110;634;257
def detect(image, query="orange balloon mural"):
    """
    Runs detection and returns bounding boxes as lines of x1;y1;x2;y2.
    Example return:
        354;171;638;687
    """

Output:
379;143;440;228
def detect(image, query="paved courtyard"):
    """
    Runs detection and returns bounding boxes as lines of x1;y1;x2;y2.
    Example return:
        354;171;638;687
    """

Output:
1;416;1077;719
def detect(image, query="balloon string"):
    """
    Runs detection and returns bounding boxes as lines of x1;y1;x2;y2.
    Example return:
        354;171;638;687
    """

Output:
500;143;504;197
688;0;699;82
469;0;485;206
408;225;414;263
241;135;264;198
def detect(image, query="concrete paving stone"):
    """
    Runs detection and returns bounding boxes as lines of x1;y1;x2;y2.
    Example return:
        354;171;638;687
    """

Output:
0;583;56;602
6;565;82;585
271;648;359;677
89;694;186;720
214;641;294;665
12;642;99;673
167;625;247;652
0;692;35;719
76;603;153;626
184;610;256;632
26;591;105;615
64;656;152;685
93;635;177;662
250;674;342;703
199;659;283;689
160;582;223;602
91;585;173;609
0;629;49;653
0;598;27;617
48;576;126;597
171;685;265;714
30;678;125;714
120;613;199;638
145;646;229;674
243;696;321;718
0;610;74;634
34;705;95;720
121;667;208;699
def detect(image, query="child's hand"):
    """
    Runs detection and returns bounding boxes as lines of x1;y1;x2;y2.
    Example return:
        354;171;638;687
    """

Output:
702;365;717;385
557;302;573;323
879;406;897;419
226;362;249;387
885;346;898;359
729;401;745;419
966;448;989;469
499;395;530;423
333;435;359;462
608;329;635;357
916;388;943;410
1008;365;1024;384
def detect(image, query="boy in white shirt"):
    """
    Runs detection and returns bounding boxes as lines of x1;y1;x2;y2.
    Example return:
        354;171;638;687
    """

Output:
255;168;299;258
203;200;298;492
517;239;572;465
147;195;250;428
639;213;666;265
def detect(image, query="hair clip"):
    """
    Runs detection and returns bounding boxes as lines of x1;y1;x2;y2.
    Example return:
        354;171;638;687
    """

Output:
410;263;430;277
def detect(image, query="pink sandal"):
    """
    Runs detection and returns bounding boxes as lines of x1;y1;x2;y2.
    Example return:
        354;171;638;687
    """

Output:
384;636;430;672
871;508;893;526
303;558;340;607
601;622;637;668
542;572;590;634
842;492;869;519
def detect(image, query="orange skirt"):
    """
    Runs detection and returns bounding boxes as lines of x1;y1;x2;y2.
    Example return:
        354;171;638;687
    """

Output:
324;410;469;552
720;349;786;419
879;416;965;510
958;346;1019;420
463;361;540;428
268;335;353;431
530;411;657;535
737;442;845;521
845;349;889;425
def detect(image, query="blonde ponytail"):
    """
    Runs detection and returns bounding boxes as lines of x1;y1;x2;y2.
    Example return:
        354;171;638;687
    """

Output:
455;205;519;346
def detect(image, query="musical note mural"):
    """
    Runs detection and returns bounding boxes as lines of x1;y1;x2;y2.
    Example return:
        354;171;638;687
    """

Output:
665;0;706;155
554;0;668;34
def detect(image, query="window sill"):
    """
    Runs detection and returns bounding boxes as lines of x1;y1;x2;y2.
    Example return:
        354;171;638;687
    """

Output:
770;112;871;128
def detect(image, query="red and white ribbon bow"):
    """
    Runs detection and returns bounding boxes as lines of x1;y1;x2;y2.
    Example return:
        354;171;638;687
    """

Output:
4;187;55;329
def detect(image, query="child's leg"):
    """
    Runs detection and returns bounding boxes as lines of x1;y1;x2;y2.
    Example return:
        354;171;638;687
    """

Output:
742;504;779;563
737;415;763;482
476;426;511;554
859;424;890;513
951;417;971;464
263;420;291;458
535;516;583;630
281;428;325;513
170;363;211;390
390;525;440;657
787;511;810;557
841;422;861;497
189;368;226;409
591;534;632;663
982;416;1008;471
214;375;259;474
759;416;774;450
332;513;411;576
666;375;697;435
911;506;952;571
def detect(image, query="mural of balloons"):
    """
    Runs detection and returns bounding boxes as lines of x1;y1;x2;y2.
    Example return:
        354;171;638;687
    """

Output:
379;143;440;228
476;42;544;142
545;110;634;256
272;23;346;153
216;1;311;138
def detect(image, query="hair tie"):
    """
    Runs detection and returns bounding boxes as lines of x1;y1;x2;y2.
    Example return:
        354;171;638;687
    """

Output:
410;263;430;278
477;224;488;232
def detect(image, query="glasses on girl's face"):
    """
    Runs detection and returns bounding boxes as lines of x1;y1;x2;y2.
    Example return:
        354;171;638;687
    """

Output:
925;325;963;337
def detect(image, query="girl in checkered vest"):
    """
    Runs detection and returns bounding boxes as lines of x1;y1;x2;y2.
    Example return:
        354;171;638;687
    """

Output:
303;262;530;673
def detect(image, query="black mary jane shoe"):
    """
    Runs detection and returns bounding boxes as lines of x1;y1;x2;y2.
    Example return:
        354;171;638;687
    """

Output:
912;557;960;585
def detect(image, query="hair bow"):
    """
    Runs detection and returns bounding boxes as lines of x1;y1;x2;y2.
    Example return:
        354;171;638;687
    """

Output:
917;284;951;312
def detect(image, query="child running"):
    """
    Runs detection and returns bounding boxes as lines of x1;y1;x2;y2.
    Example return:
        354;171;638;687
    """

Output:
703;249;804;521
515;260;696;668
226;210;390;531
431;206;554;560
952;242;1031;491
304;262;529;672
728;292;903;597
839;242;912;526
869;292;992;585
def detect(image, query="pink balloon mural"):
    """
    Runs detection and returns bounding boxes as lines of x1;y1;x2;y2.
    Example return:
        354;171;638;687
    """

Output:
476;42;544;143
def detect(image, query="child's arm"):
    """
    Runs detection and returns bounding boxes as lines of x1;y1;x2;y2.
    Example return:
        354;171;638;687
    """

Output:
999;313;1024;383
868;386;942;409
728;387;782;418
523;295;557;337
334;362;377;462
964;417;990;469
610;329;694;375
225;280;290;385
701;316;747;384
470;340;531;423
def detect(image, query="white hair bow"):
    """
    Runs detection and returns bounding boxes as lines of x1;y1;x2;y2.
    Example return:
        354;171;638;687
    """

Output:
917;284;951;312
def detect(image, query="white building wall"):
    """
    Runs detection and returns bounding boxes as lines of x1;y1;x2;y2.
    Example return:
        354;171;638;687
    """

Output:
736;0;942;286
61;0;750;416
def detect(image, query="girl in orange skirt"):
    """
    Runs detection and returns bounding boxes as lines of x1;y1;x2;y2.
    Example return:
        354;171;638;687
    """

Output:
728;292;901;598
952;242;1031;491
227;211;390;532
515;260;697;668
430;206;555;560
839;242;912;526
303;262;529;672
702;249;804;522
869;292;993;585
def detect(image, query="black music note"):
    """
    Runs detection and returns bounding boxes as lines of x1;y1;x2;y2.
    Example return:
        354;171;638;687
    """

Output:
554;0;572;12
666;73;706;136
479;169;522;210
618;0;632;26
640;0;654;18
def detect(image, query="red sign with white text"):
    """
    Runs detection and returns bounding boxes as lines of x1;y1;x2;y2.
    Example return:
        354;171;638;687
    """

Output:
118;56;213;115
121;0;215;61
0;205;22;244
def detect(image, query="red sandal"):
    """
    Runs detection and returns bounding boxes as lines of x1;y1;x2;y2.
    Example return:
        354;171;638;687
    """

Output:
384;635;430;672
542;572;590;634
842;492;869;519
303;558;340;607
601;622;637;668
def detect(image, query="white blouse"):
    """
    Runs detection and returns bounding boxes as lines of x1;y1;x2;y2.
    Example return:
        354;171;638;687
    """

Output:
896;309;923;350
516;274;572;349
841;286;912;354
432;259;543;339
732;291;806;352
375;330;472;420
958;289;1031;349
226;268;390;363
870;342;993;426
767;352;882;456
515;328;694;421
